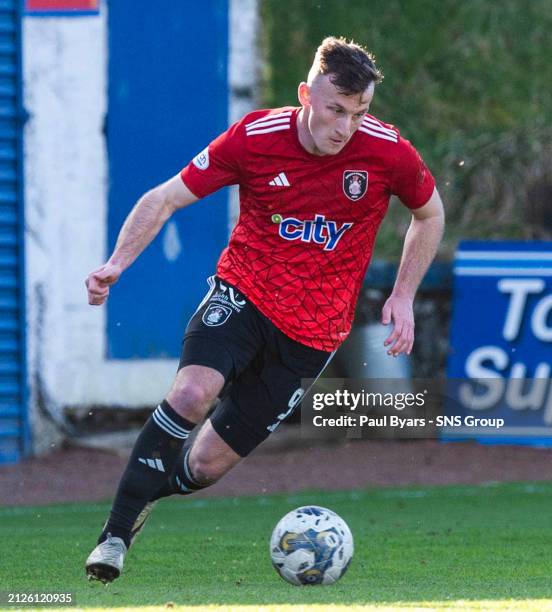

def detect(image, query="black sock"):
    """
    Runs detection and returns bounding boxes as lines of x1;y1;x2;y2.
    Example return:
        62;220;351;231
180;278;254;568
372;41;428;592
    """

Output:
99;400;195;547
152;446;209;500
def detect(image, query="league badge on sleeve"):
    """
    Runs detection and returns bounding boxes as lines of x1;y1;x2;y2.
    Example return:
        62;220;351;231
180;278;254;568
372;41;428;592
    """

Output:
192;146;210;170
343;170;368;202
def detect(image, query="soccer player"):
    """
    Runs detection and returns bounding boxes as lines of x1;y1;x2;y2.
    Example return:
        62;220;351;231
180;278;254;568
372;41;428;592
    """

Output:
85;36;444;582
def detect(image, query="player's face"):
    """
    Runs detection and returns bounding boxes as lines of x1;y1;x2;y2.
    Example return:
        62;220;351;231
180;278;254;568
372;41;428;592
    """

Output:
298;75;374;156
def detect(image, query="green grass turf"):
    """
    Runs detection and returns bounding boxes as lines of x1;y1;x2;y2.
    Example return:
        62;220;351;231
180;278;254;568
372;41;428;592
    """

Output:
1;482;552;610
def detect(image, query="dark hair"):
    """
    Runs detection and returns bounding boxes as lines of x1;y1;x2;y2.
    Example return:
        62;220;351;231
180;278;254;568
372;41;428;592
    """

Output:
309;36;383;94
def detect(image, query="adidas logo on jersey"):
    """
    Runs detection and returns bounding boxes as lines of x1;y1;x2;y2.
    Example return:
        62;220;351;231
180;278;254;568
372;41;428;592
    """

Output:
271;213;353;251
269;172;290;187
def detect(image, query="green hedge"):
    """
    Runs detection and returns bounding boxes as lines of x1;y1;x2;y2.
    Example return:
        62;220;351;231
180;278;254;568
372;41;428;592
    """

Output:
262;0;552;258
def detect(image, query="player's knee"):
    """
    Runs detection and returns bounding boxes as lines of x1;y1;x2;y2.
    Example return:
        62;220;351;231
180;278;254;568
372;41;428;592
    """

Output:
168;381;214;422
188;450;227;484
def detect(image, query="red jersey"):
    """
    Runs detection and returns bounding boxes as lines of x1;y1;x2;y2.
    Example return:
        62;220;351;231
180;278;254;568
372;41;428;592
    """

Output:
181;107;435;351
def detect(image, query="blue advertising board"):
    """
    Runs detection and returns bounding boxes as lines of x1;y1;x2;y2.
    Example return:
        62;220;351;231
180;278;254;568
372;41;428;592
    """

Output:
446;241;552;444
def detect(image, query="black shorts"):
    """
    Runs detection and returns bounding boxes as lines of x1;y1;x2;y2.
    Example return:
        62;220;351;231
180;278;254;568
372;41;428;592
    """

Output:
179;276;334;457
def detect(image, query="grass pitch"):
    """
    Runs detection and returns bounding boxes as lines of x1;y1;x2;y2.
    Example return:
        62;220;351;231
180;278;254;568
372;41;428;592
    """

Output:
1;482;552;610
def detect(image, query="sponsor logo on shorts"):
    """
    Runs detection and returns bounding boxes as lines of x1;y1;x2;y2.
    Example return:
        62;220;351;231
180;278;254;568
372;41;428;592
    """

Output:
192;146;209;170
271;213;353;251
210;281;247;313
202;304;232;327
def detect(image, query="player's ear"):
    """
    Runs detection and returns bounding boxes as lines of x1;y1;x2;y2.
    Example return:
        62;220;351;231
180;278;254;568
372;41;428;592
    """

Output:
298;82;311;108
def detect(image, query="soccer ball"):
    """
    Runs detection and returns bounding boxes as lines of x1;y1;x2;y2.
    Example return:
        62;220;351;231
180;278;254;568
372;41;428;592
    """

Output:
270;505;354;585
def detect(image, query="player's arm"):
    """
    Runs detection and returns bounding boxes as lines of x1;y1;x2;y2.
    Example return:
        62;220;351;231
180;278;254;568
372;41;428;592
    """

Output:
86;175;197;306
382;187;445;356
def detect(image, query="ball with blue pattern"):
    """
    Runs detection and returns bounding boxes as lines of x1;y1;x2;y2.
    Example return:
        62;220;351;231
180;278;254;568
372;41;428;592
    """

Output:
270;505;354;585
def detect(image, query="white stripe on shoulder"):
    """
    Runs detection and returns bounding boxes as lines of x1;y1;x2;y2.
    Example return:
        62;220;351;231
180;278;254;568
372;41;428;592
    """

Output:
362;117;398;137
363;115;397;129
358;126;398;143
245;116;291;131
246;124;291;136
245;110;292;129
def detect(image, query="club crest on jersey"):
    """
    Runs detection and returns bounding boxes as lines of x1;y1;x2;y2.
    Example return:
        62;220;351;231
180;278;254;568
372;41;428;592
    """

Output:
343;170;368;201
272;213;353;251
202;304;232;327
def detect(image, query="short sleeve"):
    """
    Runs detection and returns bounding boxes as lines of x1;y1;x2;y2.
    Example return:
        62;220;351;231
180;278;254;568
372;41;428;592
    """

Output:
180;119;244;199
391;138;435;209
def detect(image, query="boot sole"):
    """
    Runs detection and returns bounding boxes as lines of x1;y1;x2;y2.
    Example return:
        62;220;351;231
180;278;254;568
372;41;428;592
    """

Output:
86;562;120;584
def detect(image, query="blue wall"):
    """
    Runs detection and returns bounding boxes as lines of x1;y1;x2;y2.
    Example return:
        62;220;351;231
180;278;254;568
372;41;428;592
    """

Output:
107;0;229;358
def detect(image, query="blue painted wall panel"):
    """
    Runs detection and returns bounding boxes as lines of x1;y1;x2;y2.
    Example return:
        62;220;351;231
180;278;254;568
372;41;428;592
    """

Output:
107;0;229;358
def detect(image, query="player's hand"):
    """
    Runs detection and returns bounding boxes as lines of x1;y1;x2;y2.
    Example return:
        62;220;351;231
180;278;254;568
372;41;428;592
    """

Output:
85;262;123;306
381;295;414;357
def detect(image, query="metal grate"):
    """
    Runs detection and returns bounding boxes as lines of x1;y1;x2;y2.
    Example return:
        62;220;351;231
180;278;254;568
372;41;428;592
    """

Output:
0;0;26;464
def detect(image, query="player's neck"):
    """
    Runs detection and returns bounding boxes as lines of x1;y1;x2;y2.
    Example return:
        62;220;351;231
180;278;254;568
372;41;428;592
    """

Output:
297;108;323;156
